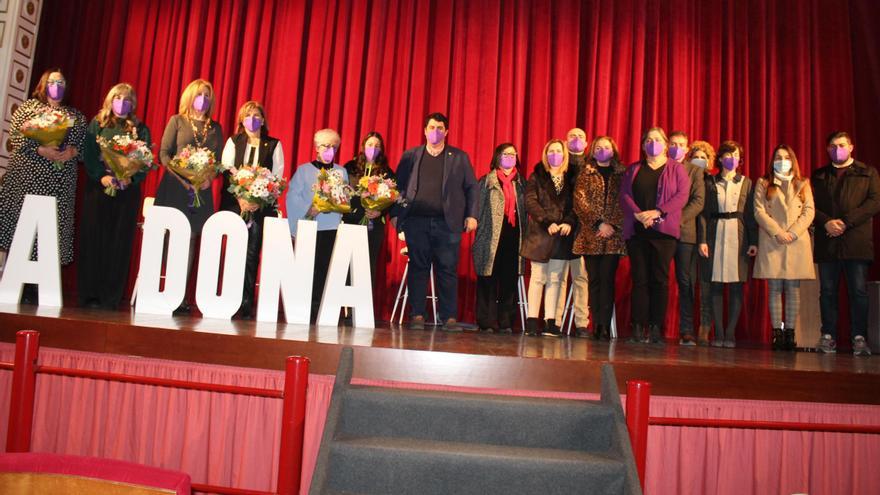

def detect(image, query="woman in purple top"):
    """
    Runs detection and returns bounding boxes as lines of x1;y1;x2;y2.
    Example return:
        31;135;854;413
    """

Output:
620;127;690;344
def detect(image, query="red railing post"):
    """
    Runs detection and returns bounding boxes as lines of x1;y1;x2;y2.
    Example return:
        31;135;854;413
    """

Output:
6;330;40;453
626;380;651;491
276;356;310;495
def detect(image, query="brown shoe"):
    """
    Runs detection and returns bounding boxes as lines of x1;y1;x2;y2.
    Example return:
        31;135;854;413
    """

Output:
697;325;710;346
409;315;425;330
442;318;462;332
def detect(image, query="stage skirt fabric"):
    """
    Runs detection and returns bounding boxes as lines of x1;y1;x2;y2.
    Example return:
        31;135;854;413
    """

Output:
0;344;877;494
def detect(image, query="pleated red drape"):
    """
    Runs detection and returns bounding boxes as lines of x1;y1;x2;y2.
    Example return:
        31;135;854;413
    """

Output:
31;0;880;342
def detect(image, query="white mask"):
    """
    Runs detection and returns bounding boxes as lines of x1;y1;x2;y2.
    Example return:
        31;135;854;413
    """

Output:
773;159;792;174
690;158;708;169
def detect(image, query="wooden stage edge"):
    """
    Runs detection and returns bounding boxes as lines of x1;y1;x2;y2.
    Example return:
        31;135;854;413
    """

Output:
0;304;878;405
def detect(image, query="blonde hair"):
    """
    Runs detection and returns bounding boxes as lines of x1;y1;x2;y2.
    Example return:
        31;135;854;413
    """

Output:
541;139;569;174
314;128;341;146
235;100;267;135
178;79;215;119
641;126;668;145
96;83;139;131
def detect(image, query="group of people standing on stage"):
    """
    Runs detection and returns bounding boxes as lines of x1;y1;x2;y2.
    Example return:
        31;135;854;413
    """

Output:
1;70;878;357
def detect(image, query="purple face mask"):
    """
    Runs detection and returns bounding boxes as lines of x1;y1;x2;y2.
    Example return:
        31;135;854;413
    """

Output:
427;129;445;145
568;137;586;154
721;156;739;171
319;147;336;163
364;145;380;162
547;152;564;168
112;98;132;117
243;116;262;133
644;141;665;158
668;145;686;162
594;148;614;163
193;94;210;113
47;83;65;101
500;155;517;169
830;147;850;164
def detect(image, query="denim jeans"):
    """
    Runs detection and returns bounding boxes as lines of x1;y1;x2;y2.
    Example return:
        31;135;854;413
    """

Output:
402;216;461;321
818;260;871;339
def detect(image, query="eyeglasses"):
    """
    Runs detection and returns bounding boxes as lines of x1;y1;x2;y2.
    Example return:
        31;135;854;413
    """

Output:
316;143;336;150
47;79;66;86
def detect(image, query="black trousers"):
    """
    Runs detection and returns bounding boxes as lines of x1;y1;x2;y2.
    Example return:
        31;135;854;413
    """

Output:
239;210;274;313
627;236;677;326
584;254;621;330
475;221;520;330
311;230;337;321
77;179;140;309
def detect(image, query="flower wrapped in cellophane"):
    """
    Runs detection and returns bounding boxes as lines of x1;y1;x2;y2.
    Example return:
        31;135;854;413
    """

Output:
20;107;75;170
96;133;155;196
310;168;352;215
227;165;287;223
355;174;400;225
167;145;219;208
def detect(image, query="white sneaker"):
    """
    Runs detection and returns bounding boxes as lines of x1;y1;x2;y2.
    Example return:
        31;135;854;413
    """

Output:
853;336;872;357
818;334;836;354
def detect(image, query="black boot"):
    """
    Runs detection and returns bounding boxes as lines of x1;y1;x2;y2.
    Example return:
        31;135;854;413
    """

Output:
649;325;664;345
20;284;38;305
628;324;645;344
783;328;796;351
525;317;540;336
771;328;783;351
543;319;561;337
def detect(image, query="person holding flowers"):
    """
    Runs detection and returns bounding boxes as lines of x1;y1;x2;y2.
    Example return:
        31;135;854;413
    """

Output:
287;128;349;322
342;132;397;285
78;83;153;309
155;78;223;314
220;100;286;318
0;68;86;303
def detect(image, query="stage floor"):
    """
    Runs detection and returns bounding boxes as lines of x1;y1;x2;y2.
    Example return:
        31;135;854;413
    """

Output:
0;304;877;405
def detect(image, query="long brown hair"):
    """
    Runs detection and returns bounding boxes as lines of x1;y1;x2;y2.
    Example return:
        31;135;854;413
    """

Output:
31;68;65;104
763;144;807;202
350;131;390;179
541;139;570;174
234;100;268;135
95;83;140;132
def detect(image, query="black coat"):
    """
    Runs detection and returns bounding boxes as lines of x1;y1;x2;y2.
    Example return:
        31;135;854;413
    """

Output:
520;163;578;262
811;160;880;262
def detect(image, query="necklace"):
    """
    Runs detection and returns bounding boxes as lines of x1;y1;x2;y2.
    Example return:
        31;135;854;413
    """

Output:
188;116;212;147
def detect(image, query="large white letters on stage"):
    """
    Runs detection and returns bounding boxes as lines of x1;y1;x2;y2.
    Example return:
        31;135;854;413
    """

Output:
255;218;316;324
318;223;375;328
0;195;62;306
196;211;248;319
134;205;191;315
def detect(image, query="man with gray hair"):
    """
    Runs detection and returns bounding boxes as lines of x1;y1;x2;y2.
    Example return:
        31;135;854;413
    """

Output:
287;128;349;322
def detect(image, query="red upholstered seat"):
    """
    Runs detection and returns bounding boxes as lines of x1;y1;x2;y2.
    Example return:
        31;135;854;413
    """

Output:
0;452;191;495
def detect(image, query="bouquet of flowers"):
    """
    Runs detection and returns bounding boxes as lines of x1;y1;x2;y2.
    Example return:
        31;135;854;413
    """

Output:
20;107;75;170
310;168;353;215
167;145;219;208
355;174;400;225
227;165;287;223
96;133;155;196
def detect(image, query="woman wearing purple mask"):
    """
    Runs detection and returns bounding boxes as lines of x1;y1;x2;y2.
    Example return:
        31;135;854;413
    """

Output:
341;132;396;291
620;126;690;344
287;128;348;322
573;136;626;340
472;143;527;334
697;140;758;348
521;139;578;337
155;79;224;315
0;68;86;304
218;101;284;318
76;83;152;310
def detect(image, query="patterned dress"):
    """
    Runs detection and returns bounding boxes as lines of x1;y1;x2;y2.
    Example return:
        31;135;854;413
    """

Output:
0;98;87;265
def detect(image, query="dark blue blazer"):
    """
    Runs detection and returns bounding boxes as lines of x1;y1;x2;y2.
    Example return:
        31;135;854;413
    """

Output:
392;144;479;232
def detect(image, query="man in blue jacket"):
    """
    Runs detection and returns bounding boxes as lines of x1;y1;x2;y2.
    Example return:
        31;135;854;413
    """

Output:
391;112;478;331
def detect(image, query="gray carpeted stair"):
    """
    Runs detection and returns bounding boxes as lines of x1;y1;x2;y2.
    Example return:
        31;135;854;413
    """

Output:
310;348;642;495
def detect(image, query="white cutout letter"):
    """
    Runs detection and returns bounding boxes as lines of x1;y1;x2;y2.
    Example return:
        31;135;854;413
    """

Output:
195;211;248;319
256;218;316;323
134;205;191;315
0;195;62;306
317;223;374;328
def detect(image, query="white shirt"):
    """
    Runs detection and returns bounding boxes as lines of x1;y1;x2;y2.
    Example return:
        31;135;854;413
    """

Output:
221;137;285;177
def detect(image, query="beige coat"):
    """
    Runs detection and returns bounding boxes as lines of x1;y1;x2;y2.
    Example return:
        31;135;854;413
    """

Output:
753;176;816;280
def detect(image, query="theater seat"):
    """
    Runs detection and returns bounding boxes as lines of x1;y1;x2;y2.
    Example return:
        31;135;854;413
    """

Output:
0;452;191;495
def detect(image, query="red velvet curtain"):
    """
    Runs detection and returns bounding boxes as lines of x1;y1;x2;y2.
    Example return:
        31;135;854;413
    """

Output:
31;0;880;341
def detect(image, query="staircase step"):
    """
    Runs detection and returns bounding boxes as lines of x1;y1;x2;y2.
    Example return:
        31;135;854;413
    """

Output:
326;436;627;495
339;386;616;452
